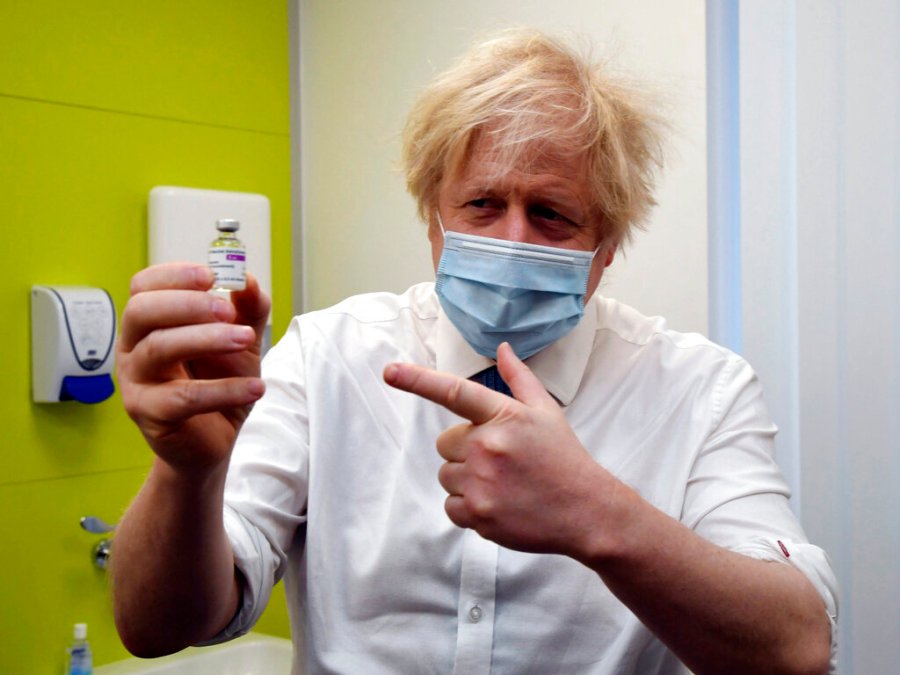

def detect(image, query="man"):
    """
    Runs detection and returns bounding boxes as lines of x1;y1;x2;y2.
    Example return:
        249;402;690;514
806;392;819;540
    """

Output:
112;29;837;673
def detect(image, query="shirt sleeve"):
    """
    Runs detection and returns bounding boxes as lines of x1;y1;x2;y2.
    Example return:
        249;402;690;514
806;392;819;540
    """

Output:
682;355;839;671
196;506;285;644
202;318;312;643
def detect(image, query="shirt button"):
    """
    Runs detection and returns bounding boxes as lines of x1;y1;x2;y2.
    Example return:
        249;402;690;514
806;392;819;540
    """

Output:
468;605;483;623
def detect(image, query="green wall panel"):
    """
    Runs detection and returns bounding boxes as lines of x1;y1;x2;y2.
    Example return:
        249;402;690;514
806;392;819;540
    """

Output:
0;469;150;673
0;0;293;668
0;94;291;486
0;1;289;134
0;468;290;672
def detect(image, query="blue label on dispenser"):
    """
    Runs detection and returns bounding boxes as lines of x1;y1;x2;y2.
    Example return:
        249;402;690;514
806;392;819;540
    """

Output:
60;374;115;404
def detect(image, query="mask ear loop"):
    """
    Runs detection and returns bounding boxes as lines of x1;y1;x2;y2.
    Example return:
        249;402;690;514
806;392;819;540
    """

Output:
591;228;612;259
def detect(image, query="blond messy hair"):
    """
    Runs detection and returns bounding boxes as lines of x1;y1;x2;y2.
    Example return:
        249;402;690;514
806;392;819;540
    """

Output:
402;28;665;246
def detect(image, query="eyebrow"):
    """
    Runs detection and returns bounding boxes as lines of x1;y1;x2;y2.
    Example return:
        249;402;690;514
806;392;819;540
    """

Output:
459;179;584;203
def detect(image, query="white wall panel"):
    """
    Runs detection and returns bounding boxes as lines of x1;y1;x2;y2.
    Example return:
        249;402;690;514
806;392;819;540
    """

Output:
736;1;900;671
297;0;708;334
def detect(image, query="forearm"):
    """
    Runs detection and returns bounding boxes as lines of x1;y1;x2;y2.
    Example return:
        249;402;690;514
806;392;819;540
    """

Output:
578;479;831;675
111;458;241;657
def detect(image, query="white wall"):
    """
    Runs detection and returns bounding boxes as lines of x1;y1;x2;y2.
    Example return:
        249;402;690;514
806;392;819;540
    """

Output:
297;0;708;335
731;1;900;671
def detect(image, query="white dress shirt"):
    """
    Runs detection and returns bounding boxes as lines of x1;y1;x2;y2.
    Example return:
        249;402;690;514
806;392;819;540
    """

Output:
217;282;838;674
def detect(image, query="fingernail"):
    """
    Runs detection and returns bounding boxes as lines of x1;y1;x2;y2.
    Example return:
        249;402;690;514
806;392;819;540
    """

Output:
194;265;214;287
383;363;398;383
501;342;518;360
247;378;265;397
212;297;234;321
231;325;255;343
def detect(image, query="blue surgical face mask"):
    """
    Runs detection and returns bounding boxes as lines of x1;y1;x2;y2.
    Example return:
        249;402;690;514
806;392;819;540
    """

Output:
434;216;597;360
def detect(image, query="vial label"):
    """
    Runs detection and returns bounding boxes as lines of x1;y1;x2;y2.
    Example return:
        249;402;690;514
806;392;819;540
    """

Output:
208;247;247;290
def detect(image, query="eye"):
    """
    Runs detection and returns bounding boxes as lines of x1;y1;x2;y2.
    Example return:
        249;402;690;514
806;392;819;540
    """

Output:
531;204;567;221
530;204;580;228
528;204;585;241
467;198;502;210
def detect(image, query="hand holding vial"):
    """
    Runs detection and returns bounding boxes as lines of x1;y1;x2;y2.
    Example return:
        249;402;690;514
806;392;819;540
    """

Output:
116;261;270;472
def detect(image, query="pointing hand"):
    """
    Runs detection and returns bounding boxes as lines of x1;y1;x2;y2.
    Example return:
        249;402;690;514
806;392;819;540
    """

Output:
384;342;615;557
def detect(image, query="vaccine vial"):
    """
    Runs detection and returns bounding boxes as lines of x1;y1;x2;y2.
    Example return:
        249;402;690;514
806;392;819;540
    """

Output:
208;218;246;292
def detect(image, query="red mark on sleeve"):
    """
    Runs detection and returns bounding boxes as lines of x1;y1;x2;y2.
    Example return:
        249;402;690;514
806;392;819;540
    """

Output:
777;540;790;558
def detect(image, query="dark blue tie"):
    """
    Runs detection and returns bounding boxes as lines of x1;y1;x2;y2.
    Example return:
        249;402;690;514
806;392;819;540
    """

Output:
471;365;513;397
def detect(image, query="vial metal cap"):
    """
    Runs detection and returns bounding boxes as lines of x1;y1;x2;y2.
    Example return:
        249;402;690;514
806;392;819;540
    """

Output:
216;218;240;232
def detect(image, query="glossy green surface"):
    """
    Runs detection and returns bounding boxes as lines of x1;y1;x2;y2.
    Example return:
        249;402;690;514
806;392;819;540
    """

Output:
0;1;289;134
0;2;292;670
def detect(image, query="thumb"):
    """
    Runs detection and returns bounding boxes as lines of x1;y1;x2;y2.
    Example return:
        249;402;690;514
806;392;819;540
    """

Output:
496;342;557;409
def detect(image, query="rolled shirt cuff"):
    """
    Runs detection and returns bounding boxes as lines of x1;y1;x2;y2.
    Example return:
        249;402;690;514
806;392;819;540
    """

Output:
731;537;839;673
194;505;279;645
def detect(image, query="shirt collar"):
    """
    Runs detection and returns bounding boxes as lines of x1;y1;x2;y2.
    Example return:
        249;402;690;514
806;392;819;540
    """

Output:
435;294;599;407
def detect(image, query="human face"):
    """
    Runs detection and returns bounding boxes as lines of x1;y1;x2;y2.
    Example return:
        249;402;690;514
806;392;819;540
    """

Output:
430;137;616;300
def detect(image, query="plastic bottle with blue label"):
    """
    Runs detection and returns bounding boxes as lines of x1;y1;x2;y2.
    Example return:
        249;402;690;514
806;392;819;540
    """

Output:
66;623;92;674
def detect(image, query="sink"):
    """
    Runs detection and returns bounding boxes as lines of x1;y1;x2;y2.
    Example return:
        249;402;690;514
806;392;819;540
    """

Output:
94;633;293;674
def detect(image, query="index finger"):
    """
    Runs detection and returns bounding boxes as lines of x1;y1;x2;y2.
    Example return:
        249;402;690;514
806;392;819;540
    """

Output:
129;262;214;295
118;289;235;352
383;362;507;424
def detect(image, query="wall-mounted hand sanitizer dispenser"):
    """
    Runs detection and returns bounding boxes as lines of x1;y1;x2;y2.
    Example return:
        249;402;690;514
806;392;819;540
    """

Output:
31;286;117;404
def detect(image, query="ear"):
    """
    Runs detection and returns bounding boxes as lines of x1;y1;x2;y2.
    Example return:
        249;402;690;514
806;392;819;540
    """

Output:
426;215;440;242
604;243;617;268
